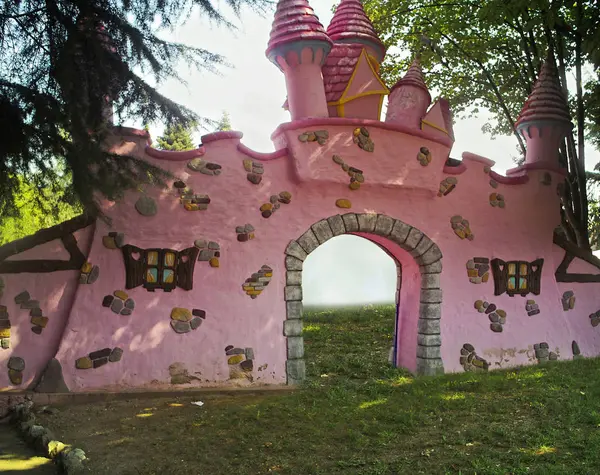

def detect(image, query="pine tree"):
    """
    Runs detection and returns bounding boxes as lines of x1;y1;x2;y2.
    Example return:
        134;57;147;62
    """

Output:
156;124;196;151
215;111;232;131
0;0;268;223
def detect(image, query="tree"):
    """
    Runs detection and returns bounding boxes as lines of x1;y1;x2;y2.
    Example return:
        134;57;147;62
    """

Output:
215;111;232;131
365;0;600;249
0;0;267;225
156;123;196;151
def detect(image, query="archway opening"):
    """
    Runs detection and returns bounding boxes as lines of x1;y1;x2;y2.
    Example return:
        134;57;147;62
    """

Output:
301;234;402;381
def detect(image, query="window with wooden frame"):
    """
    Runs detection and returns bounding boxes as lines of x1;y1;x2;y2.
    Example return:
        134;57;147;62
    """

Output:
121;245;199;291
491;258;543;296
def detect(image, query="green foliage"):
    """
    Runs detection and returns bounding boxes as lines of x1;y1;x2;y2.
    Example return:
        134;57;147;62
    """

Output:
156;123;196;151
35;305;600;474
0;0;268;223
215;111;232;131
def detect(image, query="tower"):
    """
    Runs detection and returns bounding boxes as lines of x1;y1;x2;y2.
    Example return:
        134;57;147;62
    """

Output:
385;57;431;129
266;0;333;120
515;56;573;168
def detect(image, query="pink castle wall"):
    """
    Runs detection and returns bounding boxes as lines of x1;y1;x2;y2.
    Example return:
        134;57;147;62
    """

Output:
1;118;600;392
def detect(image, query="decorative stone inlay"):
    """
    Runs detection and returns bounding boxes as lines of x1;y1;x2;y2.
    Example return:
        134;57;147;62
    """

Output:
534;342;558;363
242;265;273;299
438;177;458;196
416;146;432;166
460;344;489;372
450;215;474;240
79;261;100;285
180;190;210;211
171;320;191;334
483;166;491;174
489;179;498;188
260;192;291;218
475;300;507;332
109;347;123;362
14;290;30;304
8;356;25;372
298;129;329;145
489;192;506;208
76;347;122;369
135;196;158;216
353;127;374;152
8;368;23;385
192;309;206;319
169;307;203;334
14;291;48;335
244;159;264;184
540;172;552;186
169;362;198;384
188;158;222;175
589;310;600;327
562;291;575;311
0;304;11;349
225;344;255;380
171;307;192;322
331;155;366;190
572;340;582;359
526;299;540;316
466;257;490;284
335;198;351;208
102;232;125;250
195;238;221;265
236;224;255;242
103;291;135;316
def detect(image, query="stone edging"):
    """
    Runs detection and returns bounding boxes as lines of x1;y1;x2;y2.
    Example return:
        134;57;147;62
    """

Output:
9;398;87;473
284;213;444;384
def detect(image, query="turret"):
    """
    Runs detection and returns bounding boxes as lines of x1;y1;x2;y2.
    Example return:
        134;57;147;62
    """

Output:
515;55;573;169
385;57;431;128
266;0;333;120
326;0;386;64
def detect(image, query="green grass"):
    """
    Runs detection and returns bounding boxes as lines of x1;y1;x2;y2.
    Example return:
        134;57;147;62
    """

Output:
37;304;600;474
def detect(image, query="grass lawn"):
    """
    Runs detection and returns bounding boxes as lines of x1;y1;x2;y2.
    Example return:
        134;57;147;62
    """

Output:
37;304;600;474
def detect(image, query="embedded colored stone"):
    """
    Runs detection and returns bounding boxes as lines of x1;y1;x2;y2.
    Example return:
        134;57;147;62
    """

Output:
485;304;496;314
89;348;112;360
31;326;42;335
192;309;206;319
243;159;253;172
30;307;42;317
187;158;206;171
14;291;30;304
226;347;245;356
279;191;292;201
93;357;109;368
0;329;10;338
120;308;132;316
262;210;272;218
198;250;213;261
496;309;506;318
488;313;499;323
102;236;117;249
171;320;192;334
228;355;244;365
332;154;344;165
349;181;360;190
31;316;49;328
247;173;262;185
20;300;40;310
87;265;100;284
8;356;25;371
174;180;186;189
135;196;158;216
490;179;498;188
260;203;273;212
336;199;351;208
225;345;234;352
1;339;9;349
490;323;503;332
102;295;114;307
240;360;254;372
245;348;255;360
124;299;135;310
298;133;309;142
109;347;123;362
171;308;192;322
114;290;128;300
572;341;580;356
474;300;483;310
210;257;220;268
76;357;93;369
189;317;203;330
238;233;249;242
8;369;23;385
110;298;124;314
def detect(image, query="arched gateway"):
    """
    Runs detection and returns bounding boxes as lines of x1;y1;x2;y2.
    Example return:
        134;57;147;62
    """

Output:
283;213;444;384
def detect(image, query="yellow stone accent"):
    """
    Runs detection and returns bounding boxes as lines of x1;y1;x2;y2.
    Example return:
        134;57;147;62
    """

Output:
210;257;220;268
496;309;506;318
474;300;483;310
482;273;490;283
467;269;478;278
31;316;49;328
243;159;253;172
114;290;129;300
249;233;255;240
228;355;244;365
171;307;192;322
264;272;273;277
260;203;273;212
336;199;352;209
75;357;93;370
353;127;361;136
81;262;92;273
246;290;262;296
279;191;292;201
349;182;360;191
0;329;10;338
8;369;23;385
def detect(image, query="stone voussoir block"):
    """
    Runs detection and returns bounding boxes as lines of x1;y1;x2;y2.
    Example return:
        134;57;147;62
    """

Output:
416;357;444;376
286;301;303;319
286;359;306;384
286;271;302;286
297;229;320;255
357;213;377;233
389;220;412;245
420;259;443;274
284;286;302;302
416;345;442;359
411;235;434;258
283;319;303;337
285;241;307;261
285;256;303;271
374;215;394;236
420;273;440;290
327;214;346;236
417;318;441;335
420;302;442;319
417;333;442;347
421;290;443;304
418;245;443;266
341;213;359;232
311;220;334;244
404;228;424;251
287;336;304;359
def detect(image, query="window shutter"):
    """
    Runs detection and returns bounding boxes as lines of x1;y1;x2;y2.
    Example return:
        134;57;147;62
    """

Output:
529;259;544;295
491;258;508;296
121;245;145;289
176;247;199;290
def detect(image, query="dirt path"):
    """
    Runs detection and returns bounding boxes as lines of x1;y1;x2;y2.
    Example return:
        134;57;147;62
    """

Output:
0;423;55;474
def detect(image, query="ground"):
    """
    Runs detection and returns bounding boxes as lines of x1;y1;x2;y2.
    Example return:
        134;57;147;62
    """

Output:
18;305;600;474
0;421;55;474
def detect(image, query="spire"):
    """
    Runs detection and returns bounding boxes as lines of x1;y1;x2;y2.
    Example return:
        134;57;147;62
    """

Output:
266;0;332;62
515;56;572;129
390;57;431;101
326;0;386;61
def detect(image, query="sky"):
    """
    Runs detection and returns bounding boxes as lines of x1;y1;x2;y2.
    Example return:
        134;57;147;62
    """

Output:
134;0;600;306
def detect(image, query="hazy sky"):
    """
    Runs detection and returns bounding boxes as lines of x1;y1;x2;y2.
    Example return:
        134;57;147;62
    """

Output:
133;1;600;306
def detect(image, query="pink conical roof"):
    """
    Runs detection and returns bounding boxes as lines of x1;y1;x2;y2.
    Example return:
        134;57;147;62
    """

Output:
515;58;572;129
326;0;385;59
390;57;430;100
266;0;332;59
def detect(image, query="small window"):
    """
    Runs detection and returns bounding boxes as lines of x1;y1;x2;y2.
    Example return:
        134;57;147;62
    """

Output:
121;245;199;291
491;258;543;296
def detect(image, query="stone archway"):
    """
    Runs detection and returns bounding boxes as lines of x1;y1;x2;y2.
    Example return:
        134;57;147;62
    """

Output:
283;213;443;384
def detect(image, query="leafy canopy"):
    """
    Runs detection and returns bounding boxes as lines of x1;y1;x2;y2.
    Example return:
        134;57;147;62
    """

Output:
156;123;196;151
